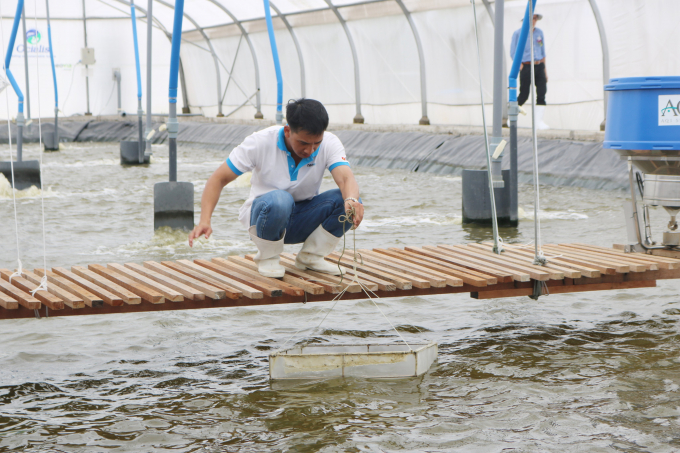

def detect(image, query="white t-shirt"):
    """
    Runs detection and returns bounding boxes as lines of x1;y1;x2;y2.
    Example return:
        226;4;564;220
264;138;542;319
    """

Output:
226;126;350;229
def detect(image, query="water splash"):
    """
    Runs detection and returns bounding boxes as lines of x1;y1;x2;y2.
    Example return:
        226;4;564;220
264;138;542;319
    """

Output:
519;206;588;220
0;173;55;199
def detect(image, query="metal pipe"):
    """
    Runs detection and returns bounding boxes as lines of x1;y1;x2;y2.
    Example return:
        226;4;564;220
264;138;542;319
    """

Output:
82;0;91;115
587;0;610;131
145;0;153;152
204;0;262;118
21;6;30;119
114;70;122;113
179;59;190;113
394;0;428;125
154;0;223;117
263;0;283;125
269;2;305;98
323;0;363;123
482;0;508;125
46;0;58;147
5;0;25;160
167;0;184;183
130;0;144;163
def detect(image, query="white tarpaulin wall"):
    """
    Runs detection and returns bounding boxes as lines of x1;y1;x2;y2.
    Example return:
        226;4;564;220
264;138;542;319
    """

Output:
0;0;678;131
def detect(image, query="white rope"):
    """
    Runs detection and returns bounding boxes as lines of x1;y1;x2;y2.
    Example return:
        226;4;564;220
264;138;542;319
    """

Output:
0;1;23;284
470;0;503;254
32;0;48;294
275;211;414;353
528;0;547;266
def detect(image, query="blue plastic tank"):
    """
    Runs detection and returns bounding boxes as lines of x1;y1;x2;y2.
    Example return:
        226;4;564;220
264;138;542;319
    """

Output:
604;76;680;151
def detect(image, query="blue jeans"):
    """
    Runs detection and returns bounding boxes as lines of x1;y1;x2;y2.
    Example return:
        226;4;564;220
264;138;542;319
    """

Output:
250;189;351;243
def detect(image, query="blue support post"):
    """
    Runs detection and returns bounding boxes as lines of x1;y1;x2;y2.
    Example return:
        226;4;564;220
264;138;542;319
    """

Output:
508;0;537;102
5;0;25;161
263;0;283;125
131;0;145;163
152;0;194;232
45;0;59;150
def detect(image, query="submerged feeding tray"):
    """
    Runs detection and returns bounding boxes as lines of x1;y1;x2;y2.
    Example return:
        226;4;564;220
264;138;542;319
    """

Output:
120;140;150;165
0;160;41;190
269;342;438;380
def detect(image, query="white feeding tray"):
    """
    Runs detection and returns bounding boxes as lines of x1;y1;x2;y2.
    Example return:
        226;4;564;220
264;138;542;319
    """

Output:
269;341;437;380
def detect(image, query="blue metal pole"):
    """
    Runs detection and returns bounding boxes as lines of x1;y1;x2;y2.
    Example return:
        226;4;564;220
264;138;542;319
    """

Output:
263;0;283;125
5;0;25;161
131;0;144;163
46;0;58;148
508;0;537;103
167;0;184;182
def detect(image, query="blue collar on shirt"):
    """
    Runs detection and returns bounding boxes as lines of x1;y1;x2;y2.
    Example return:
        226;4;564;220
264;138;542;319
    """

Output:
277;127;320;182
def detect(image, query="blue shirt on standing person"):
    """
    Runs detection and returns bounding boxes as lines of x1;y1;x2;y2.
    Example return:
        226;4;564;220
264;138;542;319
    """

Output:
510;28;545;62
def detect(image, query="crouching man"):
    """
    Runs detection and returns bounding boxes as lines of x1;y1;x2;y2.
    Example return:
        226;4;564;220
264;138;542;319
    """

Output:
188;98;364;278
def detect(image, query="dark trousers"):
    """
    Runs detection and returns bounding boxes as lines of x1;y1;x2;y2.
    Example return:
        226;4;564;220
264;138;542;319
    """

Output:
518;62;547;106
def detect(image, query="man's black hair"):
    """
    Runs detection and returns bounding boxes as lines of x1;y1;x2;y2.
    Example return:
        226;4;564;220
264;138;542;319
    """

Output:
286;98;329;135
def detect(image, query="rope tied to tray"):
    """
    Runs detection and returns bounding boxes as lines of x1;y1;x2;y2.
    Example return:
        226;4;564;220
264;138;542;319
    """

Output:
274;205;418;354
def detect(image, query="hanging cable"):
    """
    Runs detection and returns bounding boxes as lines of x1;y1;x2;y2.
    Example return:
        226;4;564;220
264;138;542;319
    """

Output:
470;0;502;254
528;0;546;266
28;0;48;296
0;1;23;283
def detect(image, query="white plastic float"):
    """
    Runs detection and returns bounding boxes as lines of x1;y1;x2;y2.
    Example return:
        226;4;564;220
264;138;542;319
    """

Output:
269;341;438;380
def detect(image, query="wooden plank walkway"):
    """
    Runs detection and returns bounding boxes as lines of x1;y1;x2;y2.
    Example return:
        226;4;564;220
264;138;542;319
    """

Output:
1;243;679;320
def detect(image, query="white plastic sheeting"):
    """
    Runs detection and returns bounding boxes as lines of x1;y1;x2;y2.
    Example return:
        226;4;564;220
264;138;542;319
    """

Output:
0;0;678;130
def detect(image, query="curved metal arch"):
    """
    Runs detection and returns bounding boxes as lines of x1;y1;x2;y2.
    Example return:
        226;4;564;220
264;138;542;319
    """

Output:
269;1;305;98
108;0;192;112
394;0;428;125
587;0;610;130
154;0;223;116
323;0;363;123
203;0;263;118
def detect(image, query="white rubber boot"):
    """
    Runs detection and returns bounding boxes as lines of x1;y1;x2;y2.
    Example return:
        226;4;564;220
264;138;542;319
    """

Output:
535;105;550;130
248;226;285;278
295;225;341;275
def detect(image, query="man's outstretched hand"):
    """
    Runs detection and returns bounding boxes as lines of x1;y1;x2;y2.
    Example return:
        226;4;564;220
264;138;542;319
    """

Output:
189;222;212;247
345;200;364;229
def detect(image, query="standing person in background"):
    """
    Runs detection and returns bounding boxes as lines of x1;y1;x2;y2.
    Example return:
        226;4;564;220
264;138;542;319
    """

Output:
510;12;549;129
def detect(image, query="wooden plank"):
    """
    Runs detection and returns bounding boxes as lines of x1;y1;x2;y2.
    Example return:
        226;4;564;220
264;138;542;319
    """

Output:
89;264;164;304
53;267;124;306
108;264;184;302
541;245;634;273
472;279;656;299
561;243;677;269
421;245;530;282
124;263;204;301
0;290;18;309
218;257;325;295
0;269;63;310
0;276;41;309
195;259;286;297
547;244;653;271
232;256;341;294
494;245;600;278
207;258;302;297
405;246;513;282
380;248;493;287
175;260;262;299
475;243;582;279
326;253;414;290
463;244;566;280
357;250;449;287
160;261;243;300
34;268;104;307
22;270;85;309
72;266;141;305
144;261;227;300
438;245;554;281
279;254;374;293
589;243;680;265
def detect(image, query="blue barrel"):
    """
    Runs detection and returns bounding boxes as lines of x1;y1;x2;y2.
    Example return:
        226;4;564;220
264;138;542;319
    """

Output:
604;76;680;150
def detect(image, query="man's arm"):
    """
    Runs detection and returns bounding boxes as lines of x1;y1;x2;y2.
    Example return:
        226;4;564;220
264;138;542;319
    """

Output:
188;162;240;246
330;165;364;228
